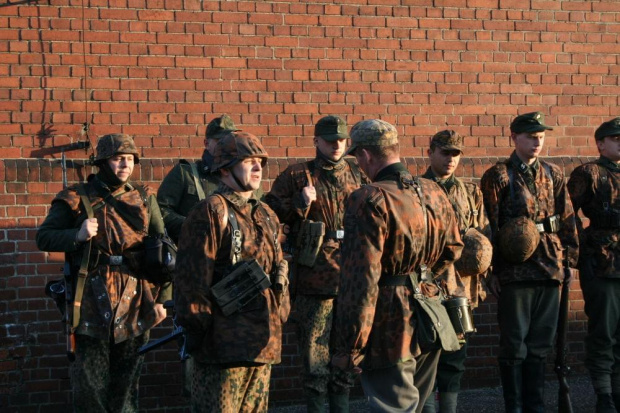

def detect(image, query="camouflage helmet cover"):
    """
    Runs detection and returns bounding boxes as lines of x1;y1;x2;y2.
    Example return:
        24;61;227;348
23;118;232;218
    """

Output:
455;227;493;276
94;134;140;164
497;216;541;264
212;131;268;172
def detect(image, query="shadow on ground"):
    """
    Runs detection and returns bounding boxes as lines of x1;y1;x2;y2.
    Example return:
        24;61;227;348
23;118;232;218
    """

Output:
269;375;595;412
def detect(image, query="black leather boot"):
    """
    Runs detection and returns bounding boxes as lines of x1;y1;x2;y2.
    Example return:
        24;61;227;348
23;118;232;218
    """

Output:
306;389;326;413
596;393;616;413
522;360;546;413
499;362;523;413
328;392;350;413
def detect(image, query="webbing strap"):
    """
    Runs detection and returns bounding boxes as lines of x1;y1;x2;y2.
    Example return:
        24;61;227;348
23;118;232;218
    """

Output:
73;184;94;330
189;161;207;201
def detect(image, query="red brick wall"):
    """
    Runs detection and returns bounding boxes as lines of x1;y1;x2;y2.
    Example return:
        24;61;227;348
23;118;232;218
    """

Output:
1;0;618;410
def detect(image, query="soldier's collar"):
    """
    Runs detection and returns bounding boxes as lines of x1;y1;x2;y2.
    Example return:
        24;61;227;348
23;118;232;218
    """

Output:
510;151;539;175
598;156;620;172
421;167;455;188
374;162;408;182
315;153;346;171
216;183;256;208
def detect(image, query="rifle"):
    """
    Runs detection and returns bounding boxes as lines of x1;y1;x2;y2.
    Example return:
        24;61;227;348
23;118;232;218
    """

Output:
138;300;188;360
555;258;574;413
60;142;90;361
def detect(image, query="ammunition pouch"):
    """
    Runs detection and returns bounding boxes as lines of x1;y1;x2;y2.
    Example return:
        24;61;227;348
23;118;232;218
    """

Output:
211;259;272;317
295;219;325;268
142;234;177;285
45;279;67;317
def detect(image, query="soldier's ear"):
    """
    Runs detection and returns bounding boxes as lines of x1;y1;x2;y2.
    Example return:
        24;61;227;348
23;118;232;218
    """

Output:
313;137;318;147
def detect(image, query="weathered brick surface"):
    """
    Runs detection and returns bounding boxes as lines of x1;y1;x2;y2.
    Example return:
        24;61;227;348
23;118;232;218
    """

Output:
1;0;618;410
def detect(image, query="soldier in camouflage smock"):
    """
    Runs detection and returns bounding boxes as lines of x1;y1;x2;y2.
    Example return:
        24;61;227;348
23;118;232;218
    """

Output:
568;118;620;413
331;120;464;413
265;115;369;412
157;115;239;243
481;112;579;413
174;131;290;412
421;130;491;413
36;134;171;412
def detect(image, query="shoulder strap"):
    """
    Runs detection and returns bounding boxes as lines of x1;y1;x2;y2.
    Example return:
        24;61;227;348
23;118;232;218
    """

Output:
73;184;94;330
345;158;362;186
189;161;207;201
213;194;242;265
596;163;612;213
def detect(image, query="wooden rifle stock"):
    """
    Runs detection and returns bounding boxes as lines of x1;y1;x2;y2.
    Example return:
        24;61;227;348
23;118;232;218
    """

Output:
555;264;573;413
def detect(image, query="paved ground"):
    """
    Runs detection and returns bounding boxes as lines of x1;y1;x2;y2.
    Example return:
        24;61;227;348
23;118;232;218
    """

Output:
269;374;596;412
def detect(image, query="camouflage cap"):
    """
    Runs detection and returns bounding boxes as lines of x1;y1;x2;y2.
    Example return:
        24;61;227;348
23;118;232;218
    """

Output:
212;131;268;172
594;117;620;140
94;134;140;164
510;112;553;134
345;119;398;156
314;115;349;142
206;114;239;140
431;130;463;153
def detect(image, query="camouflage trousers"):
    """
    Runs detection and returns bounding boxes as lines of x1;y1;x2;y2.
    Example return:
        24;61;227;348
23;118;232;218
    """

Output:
295;294;354;396
190;361;271;413
71;332;149;413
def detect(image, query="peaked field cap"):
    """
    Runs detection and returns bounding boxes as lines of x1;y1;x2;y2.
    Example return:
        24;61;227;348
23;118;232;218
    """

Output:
431;130;463;152
314;115;349;142
510;112;553;134
594;117;620;140
345;119;398;156
206;114;240;139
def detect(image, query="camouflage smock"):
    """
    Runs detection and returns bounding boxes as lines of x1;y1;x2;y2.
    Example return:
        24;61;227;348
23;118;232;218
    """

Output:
568;156;620;278
480;152;579;284
36;175;171;343
157;155;220;243
422;168;491;308
174;183;290;365
264;156;369;295
333;163;463;370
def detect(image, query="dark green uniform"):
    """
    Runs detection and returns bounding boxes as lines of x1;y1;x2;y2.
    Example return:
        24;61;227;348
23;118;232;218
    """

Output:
157;156;220;243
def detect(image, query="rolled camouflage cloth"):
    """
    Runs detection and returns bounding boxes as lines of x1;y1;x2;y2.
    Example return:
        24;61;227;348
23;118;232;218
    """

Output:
345;119;398;156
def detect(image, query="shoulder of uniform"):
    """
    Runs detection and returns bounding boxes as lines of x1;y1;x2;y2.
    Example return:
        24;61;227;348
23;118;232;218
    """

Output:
483;163;509;183
540;160;564;180
132;182;155;197
351;184;384;208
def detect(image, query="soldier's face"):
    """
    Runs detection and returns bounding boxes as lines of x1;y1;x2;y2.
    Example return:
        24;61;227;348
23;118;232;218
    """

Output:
597;135;620;162
314;136;346;162
107;154;134;182
428;147;462;179
512;131;545;161
224;156;263;192
205;137;218;153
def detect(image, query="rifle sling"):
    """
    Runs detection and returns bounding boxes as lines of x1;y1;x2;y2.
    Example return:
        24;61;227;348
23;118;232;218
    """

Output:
189;161;207;201
73;184;94;330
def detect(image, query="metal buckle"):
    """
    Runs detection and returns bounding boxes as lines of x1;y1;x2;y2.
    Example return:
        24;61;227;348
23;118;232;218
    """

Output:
535;223;545;233
109;255;123;266
336;230;345;239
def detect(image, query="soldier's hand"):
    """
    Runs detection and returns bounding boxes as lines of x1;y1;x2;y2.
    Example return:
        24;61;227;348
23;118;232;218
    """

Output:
301;184;317;206
77;218;98;242
154;303;167;320
488;273;501;298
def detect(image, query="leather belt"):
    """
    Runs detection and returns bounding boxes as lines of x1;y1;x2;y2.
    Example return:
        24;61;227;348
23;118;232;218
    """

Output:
98;255;124;266
325;229;345;240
